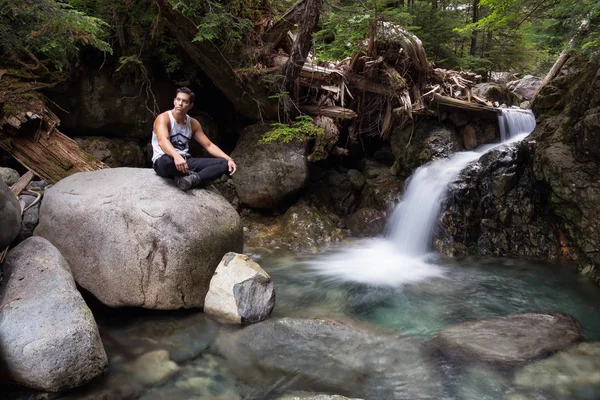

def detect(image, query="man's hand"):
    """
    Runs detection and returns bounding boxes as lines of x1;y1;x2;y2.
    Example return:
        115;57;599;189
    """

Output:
174;154;189;174
228;159;237;175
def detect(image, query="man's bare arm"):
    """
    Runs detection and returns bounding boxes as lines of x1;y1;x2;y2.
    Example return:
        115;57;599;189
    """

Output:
192;119;237;174
154;113;189;174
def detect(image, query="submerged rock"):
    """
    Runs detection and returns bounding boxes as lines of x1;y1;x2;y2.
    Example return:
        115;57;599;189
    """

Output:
35;168;243;309
0;237;107;391
0;178;22;249
214;317;443;400
231;122;308;209
204;252;275;324
125;350;180;385
513;341;600;398
431;312;583;366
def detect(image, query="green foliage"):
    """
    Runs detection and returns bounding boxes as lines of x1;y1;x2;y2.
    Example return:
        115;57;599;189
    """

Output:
0;0;111;72
260;116;324;144
315;1;413;61
171;0;270;59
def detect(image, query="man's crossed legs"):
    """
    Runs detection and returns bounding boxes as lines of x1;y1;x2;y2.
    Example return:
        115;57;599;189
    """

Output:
153;154;228;190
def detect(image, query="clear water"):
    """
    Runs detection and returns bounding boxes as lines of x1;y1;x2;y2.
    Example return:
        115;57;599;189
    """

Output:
9;109;600;399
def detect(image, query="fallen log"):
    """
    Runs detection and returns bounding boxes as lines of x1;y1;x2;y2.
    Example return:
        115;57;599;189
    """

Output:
10;171;34;197
1;127;107;184
431;94;500;119
300;105;358;120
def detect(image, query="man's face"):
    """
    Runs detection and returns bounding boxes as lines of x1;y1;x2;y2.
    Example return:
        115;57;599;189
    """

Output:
173;93;193;113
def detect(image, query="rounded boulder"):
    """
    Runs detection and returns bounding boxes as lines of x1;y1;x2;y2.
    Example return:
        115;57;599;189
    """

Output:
34;168;243;309
231;122;308;209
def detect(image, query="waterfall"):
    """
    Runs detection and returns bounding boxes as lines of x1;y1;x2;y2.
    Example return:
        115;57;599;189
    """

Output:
387;108;536;257
386;150;488;255
498;108;536;141
309;108;536;285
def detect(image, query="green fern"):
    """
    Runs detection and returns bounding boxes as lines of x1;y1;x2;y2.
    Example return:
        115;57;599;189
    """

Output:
260;116;324;144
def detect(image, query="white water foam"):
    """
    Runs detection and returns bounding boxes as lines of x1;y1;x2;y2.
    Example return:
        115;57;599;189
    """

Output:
308;110;536;286
307;239;445;286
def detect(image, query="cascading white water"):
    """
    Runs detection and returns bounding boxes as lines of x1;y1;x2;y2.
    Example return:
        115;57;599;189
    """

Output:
498;108;536;141
386;149;490;255
309;108;536;285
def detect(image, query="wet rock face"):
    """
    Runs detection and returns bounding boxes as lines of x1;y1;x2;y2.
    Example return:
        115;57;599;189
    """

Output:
436;141;560;259
529;58;600;283
390;119;461;177
345;208;387;237
243;201;345;254
459;119;499;150
214;317;443;400
430;312;583;367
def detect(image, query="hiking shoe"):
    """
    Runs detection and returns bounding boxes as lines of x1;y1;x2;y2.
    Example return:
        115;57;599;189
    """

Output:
176;173;202;191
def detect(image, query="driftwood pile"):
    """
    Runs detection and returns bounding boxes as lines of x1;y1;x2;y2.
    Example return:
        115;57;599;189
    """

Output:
263;18;488;160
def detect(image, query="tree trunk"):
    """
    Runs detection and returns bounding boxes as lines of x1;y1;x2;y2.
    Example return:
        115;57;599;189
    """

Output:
469;0;480;56
153;0;278;121
263;0;307;46
531;18;590;104
283;0;324;94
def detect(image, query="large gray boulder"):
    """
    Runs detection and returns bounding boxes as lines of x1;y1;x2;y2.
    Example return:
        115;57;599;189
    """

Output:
511;75;542;101
431;312;583;366
34;168;243;309
204;252;275;324
0;237;107;391
214;317;442;400
231;122;308;209
473;82;519;106
0;178;21;249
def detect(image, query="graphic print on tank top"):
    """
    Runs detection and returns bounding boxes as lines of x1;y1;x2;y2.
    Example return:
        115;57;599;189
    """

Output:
170;124;190;152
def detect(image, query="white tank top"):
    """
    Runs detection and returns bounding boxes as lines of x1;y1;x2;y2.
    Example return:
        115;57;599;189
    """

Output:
151;111;193;163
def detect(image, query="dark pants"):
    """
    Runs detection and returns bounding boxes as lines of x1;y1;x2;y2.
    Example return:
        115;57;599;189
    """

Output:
153;154;228;184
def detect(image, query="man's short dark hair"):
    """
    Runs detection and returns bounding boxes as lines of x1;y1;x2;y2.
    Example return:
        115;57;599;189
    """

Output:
175;87;195;104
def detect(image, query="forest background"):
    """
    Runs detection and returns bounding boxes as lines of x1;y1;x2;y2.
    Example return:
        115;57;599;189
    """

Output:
0;0;599;125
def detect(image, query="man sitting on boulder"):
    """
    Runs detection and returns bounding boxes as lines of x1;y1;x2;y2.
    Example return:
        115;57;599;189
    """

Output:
152;87;236;190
